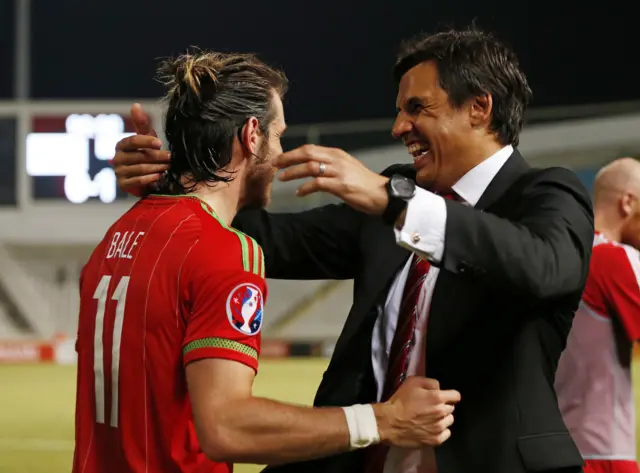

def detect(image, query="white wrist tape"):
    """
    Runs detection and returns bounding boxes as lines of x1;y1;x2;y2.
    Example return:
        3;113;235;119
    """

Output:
342;404;380;450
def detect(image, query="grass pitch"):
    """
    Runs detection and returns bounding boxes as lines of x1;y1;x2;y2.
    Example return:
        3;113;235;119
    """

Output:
3;359;640;472
0;358;329;473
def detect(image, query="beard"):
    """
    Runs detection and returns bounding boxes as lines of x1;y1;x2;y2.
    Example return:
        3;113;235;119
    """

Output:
240;140;275;209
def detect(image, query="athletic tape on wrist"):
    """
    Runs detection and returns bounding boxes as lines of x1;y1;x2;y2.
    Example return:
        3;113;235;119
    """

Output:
342;404;380;450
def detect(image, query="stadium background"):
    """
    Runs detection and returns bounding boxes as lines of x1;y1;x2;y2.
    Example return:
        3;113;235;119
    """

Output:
1;1;639;472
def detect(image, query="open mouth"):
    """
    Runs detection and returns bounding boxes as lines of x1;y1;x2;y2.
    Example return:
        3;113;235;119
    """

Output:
407;142;430;163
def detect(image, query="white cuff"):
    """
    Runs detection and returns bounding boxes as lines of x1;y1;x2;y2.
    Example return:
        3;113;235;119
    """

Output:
342;404;380;450
393;187;447;263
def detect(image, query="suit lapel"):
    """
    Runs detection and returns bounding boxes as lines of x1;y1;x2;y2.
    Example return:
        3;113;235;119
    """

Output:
426;148;530;358
354;165;416;336
333;151;531;361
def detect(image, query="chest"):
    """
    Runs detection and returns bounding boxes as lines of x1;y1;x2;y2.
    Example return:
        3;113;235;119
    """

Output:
353;204;524;360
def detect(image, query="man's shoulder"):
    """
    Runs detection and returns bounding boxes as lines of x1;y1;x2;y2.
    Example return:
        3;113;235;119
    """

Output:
521;166;588;193
592;236;639;270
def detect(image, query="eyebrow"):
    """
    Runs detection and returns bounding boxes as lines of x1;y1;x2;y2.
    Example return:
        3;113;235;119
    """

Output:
396;96;425;113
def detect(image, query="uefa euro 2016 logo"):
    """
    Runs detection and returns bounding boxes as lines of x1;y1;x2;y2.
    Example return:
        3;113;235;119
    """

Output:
226;283;263;336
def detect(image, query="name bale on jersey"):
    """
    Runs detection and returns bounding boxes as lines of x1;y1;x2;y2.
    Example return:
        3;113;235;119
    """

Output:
106;231;145;260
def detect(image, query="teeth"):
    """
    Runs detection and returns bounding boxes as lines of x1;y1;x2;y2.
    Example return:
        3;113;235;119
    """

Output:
407;143;429;156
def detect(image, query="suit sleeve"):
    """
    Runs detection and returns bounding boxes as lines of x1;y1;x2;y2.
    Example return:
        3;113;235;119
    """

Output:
232;204;364;280
182;242;266;372
601;245;640;341
439;168;594;299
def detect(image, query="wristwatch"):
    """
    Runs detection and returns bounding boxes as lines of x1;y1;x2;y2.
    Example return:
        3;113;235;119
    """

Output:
382;174;416;225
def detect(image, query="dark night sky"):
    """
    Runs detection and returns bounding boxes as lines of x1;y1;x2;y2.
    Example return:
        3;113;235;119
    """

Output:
1;0;639;124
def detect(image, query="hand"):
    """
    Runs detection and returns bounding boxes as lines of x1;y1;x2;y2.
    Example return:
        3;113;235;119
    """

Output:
275;144;390;215
112;103;170;196
376;376;460;448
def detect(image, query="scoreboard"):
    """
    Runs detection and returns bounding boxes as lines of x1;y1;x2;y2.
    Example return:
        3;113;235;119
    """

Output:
26;113;136;203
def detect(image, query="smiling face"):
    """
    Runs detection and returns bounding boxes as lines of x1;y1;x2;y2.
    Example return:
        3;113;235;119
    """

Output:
392;61;490;193
390;29;532;193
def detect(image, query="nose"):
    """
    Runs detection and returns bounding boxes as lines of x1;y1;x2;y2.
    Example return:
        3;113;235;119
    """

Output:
392;114;412;140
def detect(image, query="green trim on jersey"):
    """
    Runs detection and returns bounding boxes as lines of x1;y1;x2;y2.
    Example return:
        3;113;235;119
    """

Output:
259;243;265;278
183;337;258;361
197;201;262;277
146;194;264;276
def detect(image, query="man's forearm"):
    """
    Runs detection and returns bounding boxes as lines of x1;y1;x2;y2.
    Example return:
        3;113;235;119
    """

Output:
201;397;388;465
232;205;363;280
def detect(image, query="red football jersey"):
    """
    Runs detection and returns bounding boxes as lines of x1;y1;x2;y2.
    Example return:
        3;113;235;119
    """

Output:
73;195;266;473
556;232;640;460
582;231;640;341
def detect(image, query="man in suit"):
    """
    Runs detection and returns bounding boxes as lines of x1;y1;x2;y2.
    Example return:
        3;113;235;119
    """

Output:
112;27;593;473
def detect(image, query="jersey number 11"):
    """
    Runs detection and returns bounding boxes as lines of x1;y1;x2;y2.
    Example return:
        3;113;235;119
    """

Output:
92;274;130;428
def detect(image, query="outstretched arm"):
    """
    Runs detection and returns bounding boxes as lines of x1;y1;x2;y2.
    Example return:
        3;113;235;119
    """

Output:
183;242;459;465
187;358;458;465
233;204;364;280
395;168;594;298
273;145;593;299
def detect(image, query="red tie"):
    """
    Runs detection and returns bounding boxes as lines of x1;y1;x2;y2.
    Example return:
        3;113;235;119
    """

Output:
364;254;430;472
364;192;457;473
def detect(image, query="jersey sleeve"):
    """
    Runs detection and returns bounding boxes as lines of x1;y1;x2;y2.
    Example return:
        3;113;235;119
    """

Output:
181;239;266;372
600;245;640;341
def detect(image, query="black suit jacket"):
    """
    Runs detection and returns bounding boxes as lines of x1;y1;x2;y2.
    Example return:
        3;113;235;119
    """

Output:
233;149;594;473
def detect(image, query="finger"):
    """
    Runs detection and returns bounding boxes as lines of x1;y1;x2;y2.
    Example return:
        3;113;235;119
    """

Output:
433;429;452;446
437;390;461;404
410;376;440;390
116;134;163;153
114;150;171;168
131;103;157;137
296;177;331;197
278;162;335;182
439;414;454;429
436;403;455;417
274;144;335;169
120;174;163;192
115;163;169;180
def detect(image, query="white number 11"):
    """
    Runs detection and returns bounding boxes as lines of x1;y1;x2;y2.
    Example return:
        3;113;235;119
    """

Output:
92;274;130;428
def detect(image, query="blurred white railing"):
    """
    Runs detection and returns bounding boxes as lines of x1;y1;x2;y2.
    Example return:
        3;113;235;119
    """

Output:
0;244;53;336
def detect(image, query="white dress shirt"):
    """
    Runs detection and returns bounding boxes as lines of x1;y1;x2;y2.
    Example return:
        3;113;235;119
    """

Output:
371;145;513;473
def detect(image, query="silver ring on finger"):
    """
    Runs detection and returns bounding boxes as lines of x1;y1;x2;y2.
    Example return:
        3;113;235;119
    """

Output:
318;162;326;177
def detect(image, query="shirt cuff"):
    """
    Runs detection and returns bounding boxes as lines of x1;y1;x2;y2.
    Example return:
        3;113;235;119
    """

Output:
393;187;447;263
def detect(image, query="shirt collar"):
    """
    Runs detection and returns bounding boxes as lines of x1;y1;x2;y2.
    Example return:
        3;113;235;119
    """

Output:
451;145;513;206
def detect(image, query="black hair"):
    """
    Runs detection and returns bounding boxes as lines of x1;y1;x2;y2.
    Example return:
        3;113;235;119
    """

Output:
394;27;532;146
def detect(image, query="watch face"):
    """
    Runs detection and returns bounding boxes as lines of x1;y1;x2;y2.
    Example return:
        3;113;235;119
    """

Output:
391;177;414;197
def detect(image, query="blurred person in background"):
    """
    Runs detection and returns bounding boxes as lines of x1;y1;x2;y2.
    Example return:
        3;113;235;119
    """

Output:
74;50;459;473
555;157;640;473
112;27;593;473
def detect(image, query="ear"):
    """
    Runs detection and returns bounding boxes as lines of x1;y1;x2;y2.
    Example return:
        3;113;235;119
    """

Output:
240;117;261;156
469;93;492;127
620;192;635;217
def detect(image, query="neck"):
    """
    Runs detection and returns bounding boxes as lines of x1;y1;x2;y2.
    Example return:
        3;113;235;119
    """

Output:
461;137;506;170
191;180;242;226
594;207;623;243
